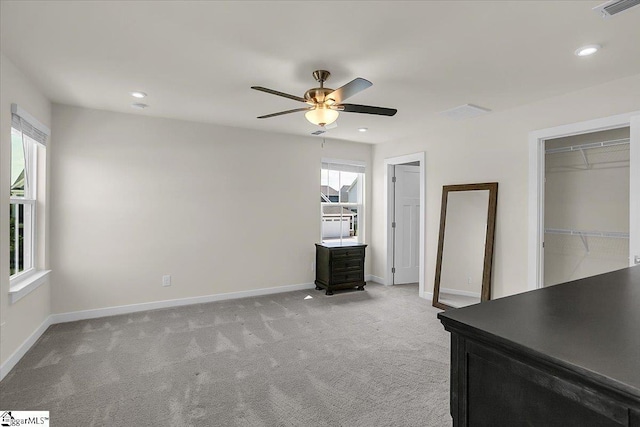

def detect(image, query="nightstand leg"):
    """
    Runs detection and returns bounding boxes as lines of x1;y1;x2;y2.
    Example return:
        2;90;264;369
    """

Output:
315;285;322;290
325;289;334;296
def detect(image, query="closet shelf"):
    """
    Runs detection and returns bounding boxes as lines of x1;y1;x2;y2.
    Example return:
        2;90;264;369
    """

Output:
545;228;629;253
544;228;629;239
545;138;629;155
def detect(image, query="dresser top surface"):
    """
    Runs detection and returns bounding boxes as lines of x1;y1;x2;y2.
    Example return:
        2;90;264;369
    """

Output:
315;242;367;249
438;266;640;398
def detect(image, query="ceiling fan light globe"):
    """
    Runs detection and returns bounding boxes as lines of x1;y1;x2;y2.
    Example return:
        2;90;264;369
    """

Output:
305;107;339;127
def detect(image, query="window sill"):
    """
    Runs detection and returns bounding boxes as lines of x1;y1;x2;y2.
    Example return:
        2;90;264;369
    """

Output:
9;270;51;304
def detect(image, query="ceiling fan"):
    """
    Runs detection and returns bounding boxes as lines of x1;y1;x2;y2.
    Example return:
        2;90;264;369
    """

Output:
251;70;397;127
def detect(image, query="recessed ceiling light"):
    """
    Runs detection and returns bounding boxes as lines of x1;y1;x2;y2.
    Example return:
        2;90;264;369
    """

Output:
131;103;148;109
358;127;368;132
575;44;601;57
130;91;147;99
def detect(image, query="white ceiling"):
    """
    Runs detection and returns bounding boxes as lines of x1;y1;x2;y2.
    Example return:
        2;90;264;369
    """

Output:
2;1;640;144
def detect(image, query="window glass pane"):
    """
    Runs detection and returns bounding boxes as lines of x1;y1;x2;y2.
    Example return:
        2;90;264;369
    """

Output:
350;206;359;240
321;169;340;203
10;204;22;275
11;130;26;197
339;172;359;203
320;168;328;201
321;168;360;203
321;205;359;244
9;203;34;277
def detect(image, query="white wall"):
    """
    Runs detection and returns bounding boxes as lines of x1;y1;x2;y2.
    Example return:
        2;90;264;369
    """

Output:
0;54;52;367
371;73;640;300
50;105;372;314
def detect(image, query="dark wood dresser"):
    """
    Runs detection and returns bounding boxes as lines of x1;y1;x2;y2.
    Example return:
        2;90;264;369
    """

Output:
438;266;640;426
314;242;367;295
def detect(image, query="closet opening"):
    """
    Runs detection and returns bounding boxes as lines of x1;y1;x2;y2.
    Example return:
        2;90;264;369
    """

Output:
528;110;640;291
543;127;630;286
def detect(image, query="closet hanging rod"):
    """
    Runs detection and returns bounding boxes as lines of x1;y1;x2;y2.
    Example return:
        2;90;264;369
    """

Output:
544;228;629;239
545;138;629;154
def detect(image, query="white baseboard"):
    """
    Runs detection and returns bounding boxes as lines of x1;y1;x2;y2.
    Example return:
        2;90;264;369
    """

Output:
423;291;433;300
0;315;53;381
440;287;481;298
366;275;385;284
51;282;316;324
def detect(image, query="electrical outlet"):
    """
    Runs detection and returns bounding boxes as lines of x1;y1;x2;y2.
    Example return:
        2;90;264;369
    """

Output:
467;276;472;285
311;262;315;271
162;275;171;287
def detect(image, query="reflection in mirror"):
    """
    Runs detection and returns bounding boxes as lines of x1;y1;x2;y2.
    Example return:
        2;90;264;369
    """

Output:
440;190;489;307
433;183;498;310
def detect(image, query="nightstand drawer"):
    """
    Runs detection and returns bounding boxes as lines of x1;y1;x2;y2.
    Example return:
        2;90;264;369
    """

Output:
332;259;363;273
332;247;365;259
332;271;364;284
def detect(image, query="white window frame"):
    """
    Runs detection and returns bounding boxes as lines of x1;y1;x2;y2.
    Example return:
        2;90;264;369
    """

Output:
9;104;51;304
320;158;365;245
10;128;37;279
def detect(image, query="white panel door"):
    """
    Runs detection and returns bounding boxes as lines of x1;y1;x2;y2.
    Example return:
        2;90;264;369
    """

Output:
394;165;420;284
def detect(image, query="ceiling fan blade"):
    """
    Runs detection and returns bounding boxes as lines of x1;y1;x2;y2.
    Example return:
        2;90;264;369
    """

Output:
251;86;307;103
257;107;313;119
326;78;372;104
339;103;397;116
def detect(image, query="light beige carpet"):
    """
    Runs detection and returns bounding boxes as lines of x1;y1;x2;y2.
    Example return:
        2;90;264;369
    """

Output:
0;282;451;426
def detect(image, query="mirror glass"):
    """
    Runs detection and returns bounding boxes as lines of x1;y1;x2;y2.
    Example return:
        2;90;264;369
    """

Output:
433;183;498;310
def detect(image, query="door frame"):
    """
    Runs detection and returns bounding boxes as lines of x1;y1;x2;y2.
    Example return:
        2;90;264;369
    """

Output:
384;152;426;298
527;111;640;291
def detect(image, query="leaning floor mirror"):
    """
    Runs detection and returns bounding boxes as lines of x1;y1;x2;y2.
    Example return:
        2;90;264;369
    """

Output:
433;182;498;310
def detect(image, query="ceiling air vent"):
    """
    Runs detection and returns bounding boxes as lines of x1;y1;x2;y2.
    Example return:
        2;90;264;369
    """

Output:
440;104;491;121
593;0;640;18
310;122;337;135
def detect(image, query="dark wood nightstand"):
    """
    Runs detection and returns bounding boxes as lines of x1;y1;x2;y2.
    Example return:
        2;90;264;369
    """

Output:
314;242;367;295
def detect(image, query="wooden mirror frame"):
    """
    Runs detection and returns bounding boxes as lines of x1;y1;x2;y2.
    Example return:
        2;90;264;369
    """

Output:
432;182;498;310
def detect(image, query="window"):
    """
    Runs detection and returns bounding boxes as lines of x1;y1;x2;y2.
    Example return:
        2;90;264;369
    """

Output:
9;105;49;287
10;127;37;276
320;160;365;244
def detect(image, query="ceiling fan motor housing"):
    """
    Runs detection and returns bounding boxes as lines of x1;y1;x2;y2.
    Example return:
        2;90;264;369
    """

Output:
304;87;334;104
305;70;336;104
312;70;331;84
